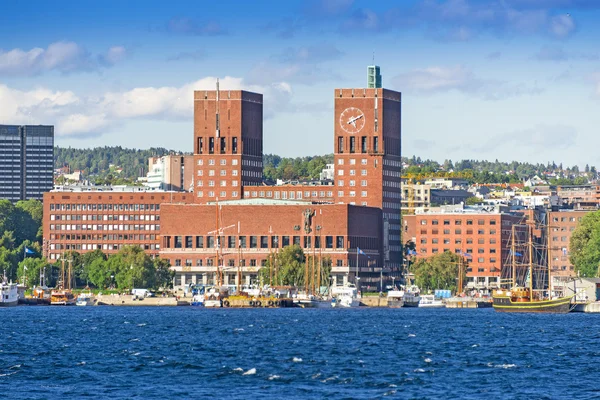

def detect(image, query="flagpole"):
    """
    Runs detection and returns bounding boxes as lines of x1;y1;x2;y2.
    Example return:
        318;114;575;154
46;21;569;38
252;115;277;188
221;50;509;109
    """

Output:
356;247;359;289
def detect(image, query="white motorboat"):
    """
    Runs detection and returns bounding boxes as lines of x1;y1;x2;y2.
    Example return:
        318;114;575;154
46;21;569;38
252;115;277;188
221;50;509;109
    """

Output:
331;283;360;308
403;285;421;307
294;293;332;308
387;289;405;308
418;294;445;308
0;279;18;307
76;292;94;306
203;287;223;308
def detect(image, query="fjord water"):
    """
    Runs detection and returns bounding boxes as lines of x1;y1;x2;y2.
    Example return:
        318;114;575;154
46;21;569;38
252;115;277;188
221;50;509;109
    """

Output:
0;308;597;399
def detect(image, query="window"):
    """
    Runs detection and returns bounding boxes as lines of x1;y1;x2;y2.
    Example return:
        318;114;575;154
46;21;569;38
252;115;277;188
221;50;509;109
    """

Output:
443;220;450;225
282;236;290;247
185;236;193;248
466;220;473;225
349;136;356;153
338;137;344;153
326;236;333;248
250;236;257;248
260;236;268;248
174;236;182;248
336;236;344;248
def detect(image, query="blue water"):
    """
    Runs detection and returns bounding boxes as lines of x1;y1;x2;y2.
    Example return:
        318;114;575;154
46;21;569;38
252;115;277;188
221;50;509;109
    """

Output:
0;307;599;399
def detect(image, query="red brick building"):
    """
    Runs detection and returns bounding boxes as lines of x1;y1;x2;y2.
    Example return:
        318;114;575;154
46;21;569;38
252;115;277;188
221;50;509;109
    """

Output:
413;207;524;289
160;201;382;288
42;72;402;290
548;210;590;277
43;191;193;260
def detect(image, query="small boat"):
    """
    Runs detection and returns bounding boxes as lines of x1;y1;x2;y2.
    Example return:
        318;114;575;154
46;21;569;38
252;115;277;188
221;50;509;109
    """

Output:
418;294;445;308
0;278;18;307
331;283;360;308
402;285;421;307
387;289;405;308
76;291;94;306
203;286;224;308
294;293;332;308
51;289;76;306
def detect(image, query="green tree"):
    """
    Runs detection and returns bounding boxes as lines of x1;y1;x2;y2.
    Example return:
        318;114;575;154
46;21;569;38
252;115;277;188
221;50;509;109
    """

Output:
466;196;484;205
260;245;306;287
105;246;156;289
154;258;174;289
411;251;465;293
569;211;600;277
17;257;49;287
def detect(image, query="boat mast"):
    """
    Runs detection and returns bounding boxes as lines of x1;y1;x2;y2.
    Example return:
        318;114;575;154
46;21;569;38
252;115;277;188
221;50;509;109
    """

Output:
214;198;221;287
511;225;516;288
546;212;553;297
528;225;533;299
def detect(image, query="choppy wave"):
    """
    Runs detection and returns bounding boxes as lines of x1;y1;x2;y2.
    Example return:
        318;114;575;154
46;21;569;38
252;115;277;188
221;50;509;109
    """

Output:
0;307;596;399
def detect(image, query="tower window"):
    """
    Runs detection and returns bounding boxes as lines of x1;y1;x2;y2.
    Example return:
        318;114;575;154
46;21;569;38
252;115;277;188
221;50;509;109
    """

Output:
220;137;226;154
338;137;344;153
232;137;238;154
198;137;203;154
209;138;214;154
349;137;356;154
361;136;367;153
373;137;379;153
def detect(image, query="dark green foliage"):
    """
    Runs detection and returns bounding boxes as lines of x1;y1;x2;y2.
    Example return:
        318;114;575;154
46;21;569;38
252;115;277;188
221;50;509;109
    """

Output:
569;211;600;277
54;146;189;182
263;154;334;181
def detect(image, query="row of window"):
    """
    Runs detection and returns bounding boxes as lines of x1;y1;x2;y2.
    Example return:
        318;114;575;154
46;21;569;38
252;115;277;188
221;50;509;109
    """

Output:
419;229;499;235
49;233;157;241
49;224;161;231
50;203;161;211
172;258;346;268
552;216;582;222
198;159;239;166
421;238;498;245
337;169;368;176
338;180;369;187
49;243;159;257
338;158;369;166
198;169;239;177
51;214;159;221
421;219;497;226
165;235;347;250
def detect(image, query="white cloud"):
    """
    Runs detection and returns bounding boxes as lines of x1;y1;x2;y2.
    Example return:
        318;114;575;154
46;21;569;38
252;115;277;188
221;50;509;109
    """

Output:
0;41;128;76
392;65;481;93
0;77;293;137
550;14;575;37
392;65;543;100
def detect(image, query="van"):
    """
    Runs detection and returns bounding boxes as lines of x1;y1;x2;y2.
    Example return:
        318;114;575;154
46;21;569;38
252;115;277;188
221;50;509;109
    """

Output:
131;288;154;298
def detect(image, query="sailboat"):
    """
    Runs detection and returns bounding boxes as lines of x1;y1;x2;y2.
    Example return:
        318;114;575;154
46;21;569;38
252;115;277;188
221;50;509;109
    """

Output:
51;255;76;306
492;220;574;313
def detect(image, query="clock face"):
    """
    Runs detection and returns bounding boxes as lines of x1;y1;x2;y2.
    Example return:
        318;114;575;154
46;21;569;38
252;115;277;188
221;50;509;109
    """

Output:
339;107;365;134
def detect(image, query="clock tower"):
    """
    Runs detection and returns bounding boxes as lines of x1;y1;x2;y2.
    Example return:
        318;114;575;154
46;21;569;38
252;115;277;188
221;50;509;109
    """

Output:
333;86;402;271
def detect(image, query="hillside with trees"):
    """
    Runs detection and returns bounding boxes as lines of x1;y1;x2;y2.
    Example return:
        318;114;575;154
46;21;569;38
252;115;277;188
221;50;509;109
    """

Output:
54;146;188;180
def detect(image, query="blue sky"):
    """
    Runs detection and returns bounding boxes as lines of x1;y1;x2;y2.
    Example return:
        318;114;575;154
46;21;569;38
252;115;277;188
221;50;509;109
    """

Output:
1;0;599;166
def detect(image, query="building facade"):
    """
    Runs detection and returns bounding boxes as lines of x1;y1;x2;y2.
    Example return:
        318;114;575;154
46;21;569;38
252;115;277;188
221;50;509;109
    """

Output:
160;200;383;289
43;191;193;261
145;155;194;192
42;72;402;290
414;206;524;289
0;125;54;202
548;210;590;277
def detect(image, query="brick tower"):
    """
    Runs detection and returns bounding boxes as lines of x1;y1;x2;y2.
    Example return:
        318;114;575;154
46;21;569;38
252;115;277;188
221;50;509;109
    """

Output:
193;82;263;203
333;86;402;270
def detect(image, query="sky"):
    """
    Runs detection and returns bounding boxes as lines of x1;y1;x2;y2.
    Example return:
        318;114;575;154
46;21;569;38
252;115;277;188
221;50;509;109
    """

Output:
1;0;599;167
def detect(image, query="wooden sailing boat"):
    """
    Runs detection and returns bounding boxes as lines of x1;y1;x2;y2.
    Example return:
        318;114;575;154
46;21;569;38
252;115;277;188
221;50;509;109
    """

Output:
492;219;574;313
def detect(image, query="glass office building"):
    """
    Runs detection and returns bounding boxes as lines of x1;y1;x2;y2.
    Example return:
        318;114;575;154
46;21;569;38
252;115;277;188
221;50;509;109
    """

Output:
0;125;54;202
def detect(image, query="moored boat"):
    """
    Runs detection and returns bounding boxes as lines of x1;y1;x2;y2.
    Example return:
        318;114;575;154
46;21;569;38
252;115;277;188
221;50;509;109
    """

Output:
492;222;574;313
51;290;76;306
387;289;404;308
331;283;360;308
76;291;94;306
418;294;445;308
0;279;18;307
402;285;421;307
